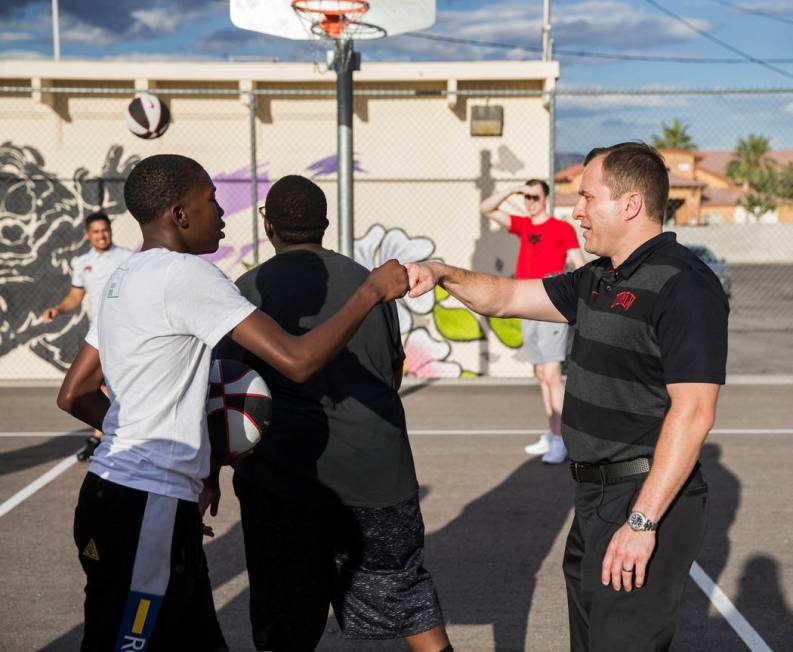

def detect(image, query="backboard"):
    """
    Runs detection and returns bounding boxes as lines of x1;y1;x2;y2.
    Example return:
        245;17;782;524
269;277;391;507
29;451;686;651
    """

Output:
230;0;436;41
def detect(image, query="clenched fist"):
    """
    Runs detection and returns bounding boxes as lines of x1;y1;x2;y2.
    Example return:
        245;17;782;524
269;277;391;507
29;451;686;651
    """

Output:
405;262;439;298
365;259;409;302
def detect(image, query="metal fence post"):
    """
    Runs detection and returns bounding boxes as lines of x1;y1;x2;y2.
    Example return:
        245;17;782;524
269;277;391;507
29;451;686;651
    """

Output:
249;90;259;266
548;41;556;217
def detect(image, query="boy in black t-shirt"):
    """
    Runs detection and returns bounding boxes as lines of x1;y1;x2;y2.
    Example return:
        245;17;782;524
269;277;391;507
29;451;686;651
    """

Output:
215;176;452;652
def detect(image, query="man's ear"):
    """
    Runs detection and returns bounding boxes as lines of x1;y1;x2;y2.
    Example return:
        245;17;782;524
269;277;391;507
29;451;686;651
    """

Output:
623;192;643;222
264;218;274;240
172;204;189;229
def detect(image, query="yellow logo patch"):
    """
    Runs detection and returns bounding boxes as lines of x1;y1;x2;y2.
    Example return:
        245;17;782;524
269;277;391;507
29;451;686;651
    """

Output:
82;538;99;561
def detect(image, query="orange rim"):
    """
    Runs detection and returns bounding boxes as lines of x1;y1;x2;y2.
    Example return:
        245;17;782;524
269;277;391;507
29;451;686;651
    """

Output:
292;0;372;38
292;0;369;18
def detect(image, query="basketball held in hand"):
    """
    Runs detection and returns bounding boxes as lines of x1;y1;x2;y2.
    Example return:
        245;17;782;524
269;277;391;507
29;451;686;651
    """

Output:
207;359;272;464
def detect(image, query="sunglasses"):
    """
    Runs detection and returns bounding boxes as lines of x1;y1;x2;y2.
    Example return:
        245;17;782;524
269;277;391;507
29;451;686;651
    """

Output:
523;194;543;202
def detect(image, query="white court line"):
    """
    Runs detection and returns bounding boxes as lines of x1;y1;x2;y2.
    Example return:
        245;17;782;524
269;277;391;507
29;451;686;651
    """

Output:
406;428;793;436
0;431;89;438
2;428;792;439
0;454;78;518
689;562;772;652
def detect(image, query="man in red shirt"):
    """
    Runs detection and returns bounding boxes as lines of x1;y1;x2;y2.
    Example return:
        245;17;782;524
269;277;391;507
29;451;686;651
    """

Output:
480;179;585;463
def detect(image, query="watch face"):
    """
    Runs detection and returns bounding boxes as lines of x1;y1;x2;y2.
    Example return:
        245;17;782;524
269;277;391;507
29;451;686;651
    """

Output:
628;512;645;531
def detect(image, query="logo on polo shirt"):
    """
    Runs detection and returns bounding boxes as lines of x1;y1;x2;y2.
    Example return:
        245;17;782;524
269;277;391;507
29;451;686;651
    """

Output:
83;265;93;274
527;234;543;244
610;290;637;311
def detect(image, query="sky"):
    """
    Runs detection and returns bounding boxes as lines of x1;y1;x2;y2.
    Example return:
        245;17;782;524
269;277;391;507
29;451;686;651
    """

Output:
2;0;793;154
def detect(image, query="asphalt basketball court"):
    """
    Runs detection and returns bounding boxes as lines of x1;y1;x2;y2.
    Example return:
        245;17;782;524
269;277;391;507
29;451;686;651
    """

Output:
1;380;791;651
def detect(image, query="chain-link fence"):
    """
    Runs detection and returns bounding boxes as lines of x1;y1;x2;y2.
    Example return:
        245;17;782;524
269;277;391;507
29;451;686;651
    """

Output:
2;83;791;380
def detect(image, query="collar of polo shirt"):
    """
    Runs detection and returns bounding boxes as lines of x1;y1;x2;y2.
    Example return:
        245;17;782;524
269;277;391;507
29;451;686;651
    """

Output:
613;232;676;280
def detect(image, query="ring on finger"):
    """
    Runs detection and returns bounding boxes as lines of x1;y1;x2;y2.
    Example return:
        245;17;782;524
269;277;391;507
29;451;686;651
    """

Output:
621;567;633;573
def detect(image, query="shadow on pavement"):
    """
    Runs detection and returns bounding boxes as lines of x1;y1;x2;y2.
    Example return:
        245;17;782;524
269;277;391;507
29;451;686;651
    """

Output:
0;434;84;479
426;456;572;652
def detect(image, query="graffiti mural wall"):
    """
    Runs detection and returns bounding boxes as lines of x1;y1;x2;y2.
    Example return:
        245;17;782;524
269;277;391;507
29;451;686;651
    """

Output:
0;139;534;381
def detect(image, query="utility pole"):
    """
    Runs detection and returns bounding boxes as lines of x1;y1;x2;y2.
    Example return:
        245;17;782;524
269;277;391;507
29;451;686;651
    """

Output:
52;0;61;60
542;0;552;62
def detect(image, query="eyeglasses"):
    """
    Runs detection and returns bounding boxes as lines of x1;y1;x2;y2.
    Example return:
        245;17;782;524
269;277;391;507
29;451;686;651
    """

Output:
523;194;543;202
257;206;266;219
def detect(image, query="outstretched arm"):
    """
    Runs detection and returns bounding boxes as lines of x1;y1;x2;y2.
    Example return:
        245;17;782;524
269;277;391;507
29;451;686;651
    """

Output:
407;262;566;322
43;287;86;323
231;259;409;384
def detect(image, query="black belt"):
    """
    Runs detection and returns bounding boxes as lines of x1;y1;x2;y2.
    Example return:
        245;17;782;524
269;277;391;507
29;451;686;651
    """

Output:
570;457;651;484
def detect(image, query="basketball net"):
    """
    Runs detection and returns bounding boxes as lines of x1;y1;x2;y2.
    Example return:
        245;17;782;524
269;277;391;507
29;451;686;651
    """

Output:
291;0;385;72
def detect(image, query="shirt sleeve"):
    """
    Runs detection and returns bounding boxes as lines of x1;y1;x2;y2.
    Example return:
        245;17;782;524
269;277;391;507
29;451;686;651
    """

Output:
164;255;257;347
560;221;580;251
508;215;528;236
654;270;729;385
71;255;85;288
85;319;99;348
542;267;585;325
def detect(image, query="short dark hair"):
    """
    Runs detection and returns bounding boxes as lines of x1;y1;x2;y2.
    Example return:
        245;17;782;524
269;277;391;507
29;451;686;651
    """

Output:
584;142;669;223
124;154;208;225
85;211;110;229
524;178;549;197
263;175;328;245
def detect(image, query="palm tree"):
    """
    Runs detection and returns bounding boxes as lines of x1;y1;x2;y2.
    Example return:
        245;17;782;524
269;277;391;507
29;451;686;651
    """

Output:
727;135;779;221
651;119;697;150
726;134;777;192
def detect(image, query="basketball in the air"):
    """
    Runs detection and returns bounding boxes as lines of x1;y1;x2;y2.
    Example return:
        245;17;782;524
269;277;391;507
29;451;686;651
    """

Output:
124;93;171;139
207;359;272;463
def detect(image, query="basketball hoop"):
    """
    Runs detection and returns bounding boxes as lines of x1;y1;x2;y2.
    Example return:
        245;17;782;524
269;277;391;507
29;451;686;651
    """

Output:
292;0;385;40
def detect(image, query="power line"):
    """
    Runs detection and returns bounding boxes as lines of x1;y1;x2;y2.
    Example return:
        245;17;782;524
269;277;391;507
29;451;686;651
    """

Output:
711;0;793;27
643;0;793;81
405;32;793;65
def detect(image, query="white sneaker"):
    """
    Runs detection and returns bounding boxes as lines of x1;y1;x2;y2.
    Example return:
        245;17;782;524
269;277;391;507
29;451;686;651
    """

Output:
542;435;568;464
524;431;553;455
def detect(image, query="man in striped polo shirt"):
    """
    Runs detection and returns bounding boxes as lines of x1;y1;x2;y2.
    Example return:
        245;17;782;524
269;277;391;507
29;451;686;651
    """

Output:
406;142;728;650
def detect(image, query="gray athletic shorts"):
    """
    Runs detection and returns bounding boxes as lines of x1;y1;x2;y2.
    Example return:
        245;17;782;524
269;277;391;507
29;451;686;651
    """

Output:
521;319;569;364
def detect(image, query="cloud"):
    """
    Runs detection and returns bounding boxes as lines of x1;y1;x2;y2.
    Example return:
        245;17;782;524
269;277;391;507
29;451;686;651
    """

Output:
0;0;226;40
351;0;711;62
0;48;46;59
0;31;32;42
0;0;712;62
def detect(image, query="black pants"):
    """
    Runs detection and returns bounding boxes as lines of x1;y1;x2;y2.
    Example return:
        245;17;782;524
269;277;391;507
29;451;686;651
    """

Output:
563;466;709;652
73;472;228;652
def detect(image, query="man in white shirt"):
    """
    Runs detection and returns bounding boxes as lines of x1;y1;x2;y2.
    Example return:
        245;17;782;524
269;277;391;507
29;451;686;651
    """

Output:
57;154;408;652
42;212;132;461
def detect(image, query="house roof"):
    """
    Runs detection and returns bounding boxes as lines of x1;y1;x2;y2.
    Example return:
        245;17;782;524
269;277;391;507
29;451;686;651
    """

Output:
698;150;793;177
554;163;583;182
668;172;705;188
702;186;744;207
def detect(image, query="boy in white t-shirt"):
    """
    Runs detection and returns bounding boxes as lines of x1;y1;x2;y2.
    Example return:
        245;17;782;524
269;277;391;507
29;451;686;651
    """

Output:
57;154;408;652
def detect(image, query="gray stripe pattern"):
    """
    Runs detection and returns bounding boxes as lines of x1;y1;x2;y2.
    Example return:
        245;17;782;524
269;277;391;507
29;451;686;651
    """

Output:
563;423;656;463
621;264;681;291
576;299;661;356
565;360;669;417
130;492;178;596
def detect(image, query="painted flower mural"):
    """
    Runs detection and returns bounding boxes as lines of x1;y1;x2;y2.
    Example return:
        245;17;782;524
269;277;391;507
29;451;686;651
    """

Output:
403;327;463;378
354;224;435;334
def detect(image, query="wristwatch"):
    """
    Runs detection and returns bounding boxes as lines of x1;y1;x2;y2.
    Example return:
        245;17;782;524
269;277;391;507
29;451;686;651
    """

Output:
627;511;657;532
